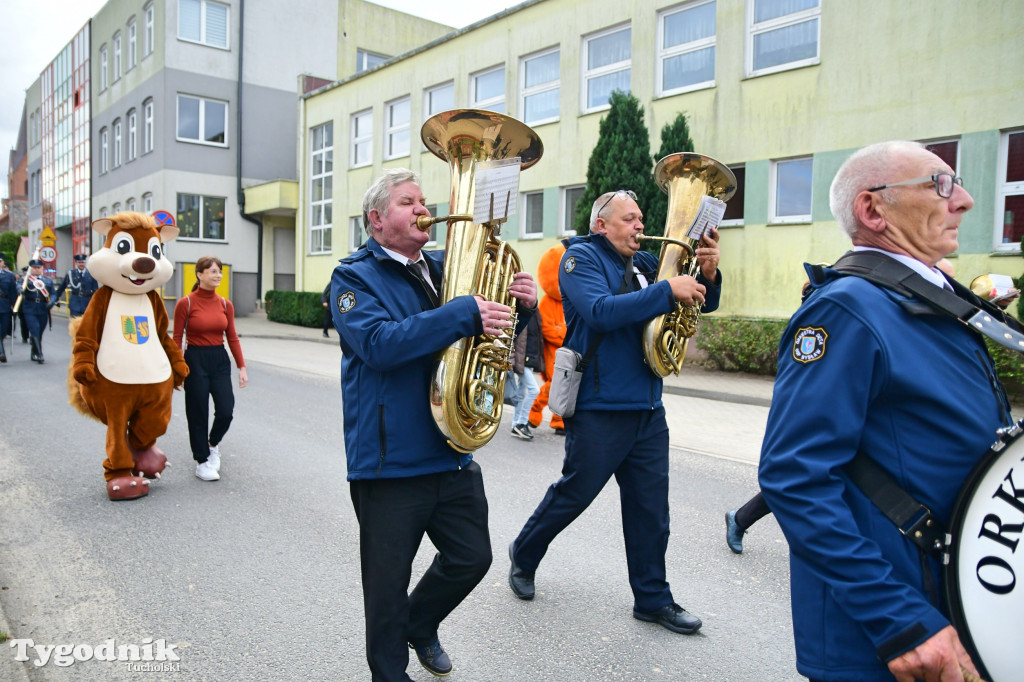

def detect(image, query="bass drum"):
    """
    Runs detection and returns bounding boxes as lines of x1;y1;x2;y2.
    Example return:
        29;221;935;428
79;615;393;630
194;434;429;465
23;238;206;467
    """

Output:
944;420;1024;682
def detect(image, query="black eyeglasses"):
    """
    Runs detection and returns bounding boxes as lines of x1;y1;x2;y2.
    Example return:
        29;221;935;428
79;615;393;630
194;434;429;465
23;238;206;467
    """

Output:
867;172;964;199
596;189;638;217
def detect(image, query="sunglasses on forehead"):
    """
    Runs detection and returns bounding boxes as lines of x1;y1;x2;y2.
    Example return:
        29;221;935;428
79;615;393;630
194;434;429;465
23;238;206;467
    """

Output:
597;189;638;216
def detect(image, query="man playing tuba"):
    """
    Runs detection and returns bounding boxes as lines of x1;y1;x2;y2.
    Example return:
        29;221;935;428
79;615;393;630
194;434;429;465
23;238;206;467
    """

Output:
331;168;537;681
508;188;722;635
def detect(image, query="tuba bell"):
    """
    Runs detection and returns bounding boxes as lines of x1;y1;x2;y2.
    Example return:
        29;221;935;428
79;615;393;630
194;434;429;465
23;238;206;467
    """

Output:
639;153;736;377
418;109;544;453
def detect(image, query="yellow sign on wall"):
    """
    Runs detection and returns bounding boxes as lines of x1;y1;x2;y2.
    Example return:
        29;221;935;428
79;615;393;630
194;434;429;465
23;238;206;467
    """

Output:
39;226;57;247
180;262;231;300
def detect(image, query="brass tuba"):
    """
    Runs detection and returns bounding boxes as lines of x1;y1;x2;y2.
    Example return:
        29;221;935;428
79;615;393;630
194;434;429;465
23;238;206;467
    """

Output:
417;109;544;453
639;153;736;377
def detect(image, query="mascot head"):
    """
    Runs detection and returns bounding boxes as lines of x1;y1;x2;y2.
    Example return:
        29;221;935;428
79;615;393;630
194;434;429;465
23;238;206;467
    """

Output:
537;243;566;302
88;212;179;295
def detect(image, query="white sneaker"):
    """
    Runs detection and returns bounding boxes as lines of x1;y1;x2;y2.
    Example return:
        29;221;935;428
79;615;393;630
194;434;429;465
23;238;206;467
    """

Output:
208;444;221;472
195;461;220;481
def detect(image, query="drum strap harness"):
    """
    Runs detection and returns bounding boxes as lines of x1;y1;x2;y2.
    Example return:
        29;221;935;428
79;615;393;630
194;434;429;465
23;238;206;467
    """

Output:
807;251;1024;602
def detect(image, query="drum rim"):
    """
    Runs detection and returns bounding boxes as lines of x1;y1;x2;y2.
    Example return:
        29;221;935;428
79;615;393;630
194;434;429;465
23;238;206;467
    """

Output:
942;419;1023;682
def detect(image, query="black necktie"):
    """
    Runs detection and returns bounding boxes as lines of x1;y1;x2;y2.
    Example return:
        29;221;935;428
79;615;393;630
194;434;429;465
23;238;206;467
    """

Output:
407;262;439;308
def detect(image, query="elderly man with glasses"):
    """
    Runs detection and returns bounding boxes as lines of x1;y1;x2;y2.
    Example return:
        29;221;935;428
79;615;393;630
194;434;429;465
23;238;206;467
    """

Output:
508;187;722;635
758;140;1004;682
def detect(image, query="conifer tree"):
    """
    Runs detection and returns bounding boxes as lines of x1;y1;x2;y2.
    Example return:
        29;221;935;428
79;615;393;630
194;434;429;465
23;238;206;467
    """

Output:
573;91;658;236
646;112;696;241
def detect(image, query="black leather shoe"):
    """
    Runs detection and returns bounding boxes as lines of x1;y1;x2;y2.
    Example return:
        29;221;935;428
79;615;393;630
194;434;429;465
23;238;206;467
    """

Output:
409;639;452;677
633;603;702;634
508;542;535;600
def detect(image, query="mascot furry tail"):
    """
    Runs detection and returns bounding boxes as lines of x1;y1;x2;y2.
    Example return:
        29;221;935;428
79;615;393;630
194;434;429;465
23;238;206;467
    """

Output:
67;316;101;422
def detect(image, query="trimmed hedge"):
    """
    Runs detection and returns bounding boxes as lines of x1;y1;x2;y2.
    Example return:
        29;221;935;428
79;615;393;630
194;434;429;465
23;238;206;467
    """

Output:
265;289;324;328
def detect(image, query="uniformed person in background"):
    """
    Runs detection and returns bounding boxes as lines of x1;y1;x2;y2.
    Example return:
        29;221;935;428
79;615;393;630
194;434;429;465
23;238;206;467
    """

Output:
17;266;29;344
19;259;56;364
51;253;98;318
0;255;16;363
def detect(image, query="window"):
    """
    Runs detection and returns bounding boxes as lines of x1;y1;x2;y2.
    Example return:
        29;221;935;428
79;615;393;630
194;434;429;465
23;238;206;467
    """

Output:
349;216;366;252
385;97;410;160
747;0;820;77
356;49;388;74
470;66;505;114
177;193;226;240
424;81;454;118
99;46;108;90
127;19;137;70
925;140;959;173
112;119;123;168
127;197;137;211
144;3;155;56
113;32;122;81
100;127;109;173
143;99;154;153
127;109;137;161
582;24;631;113
179;0;229;49
143;192;153;213
561;185;585;234
520;191;544;238
177;94;227;146
424;204;439;245
721;165;745;225
113;202;122;215
770;157;812;223
351;108;372;168
310;122;333;255
99;207;108;218
996;130;1024;249
658;1;716;95
520;48;560;125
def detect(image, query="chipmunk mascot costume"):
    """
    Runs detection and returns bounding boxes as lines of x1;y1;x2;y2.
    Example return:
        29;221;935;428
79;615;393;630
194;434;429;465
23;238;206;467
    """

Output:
69;212;189;501
528;243;567;433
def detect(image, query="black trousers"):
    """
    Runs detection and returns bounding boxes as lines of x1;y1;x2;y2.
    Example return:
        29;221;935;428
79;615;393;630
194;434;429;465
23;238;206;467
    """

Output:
735;491;771;531
349;461;492;682
183;345;234;462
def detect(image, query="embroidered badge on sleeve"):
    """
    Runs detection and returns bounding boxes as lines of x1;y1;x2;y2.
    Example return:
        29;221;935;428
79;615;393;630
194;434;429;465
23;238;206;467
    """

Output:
793;326;827;364
563;256;576;273
337;291;356;314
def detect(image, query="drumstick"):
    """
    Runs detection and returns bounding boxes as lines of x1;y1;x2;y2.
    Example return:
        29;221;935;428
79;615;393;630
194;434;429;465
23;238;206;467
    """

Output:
961;664;986;682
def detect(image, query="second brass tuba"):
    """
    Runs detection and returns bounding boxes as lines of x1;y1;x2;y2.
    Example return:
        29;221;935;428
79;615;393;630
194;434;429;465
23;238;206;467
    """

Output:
418;109;543;453
639;153;736;377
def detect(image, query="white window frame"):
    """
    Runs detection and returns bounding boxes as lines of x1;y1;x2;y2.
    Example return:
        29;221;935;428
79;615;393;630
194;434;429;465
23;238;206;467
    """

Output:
356;49;388;74
144;3;155;56
350;108;372;168
519;191;545;239
126;197;137;211
143;192;153;213
176;193;227;240
349;216;367;252
581;23;632;114
113;31;122;81
769;156;813;224
112;119;122;168
470;65;505;114
995;129;1024;252
100;128;109;173
143;99;154;153
99;46;108;91
560;184;585;235
657;0;717;97
384;96;411;160
99;206;108;218
178;0;230;50
126;109;137;161
424;81;454;119
746;0;821;78
112;202;122;215
176;94;228;147
520;47;560;126
127;18;137;70
310;122;334;256
424;204;440;246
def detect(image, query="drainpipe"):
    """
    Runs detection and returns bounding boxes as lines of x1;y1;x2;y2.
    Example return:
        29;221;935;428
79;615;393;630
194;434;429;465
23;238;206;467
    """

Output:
236;0;265;308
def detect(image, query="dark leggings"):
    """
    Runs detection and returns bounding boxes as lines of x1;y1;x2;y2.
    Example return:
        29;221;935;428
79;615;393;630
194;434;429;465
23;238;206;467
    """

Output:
183;345;234;463
734;491;771;531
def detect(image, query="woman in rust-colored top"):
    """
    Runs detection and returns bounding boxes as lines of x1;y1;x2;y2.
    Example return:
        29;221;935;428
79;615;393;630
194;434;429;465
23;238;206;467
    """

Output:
173;256;247;482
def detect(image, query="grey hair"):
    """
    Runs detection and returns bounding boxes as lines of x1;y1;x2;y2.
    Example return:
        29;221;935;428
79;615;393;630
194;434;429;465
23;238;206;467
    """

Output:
590;191;620;230
361;168;420;235
829;140;926;238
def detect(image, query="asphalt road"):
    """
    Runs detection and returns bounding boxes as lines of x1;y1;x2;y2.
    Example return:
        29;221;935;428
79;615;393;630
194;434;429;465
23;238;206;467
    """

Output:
0;326;798;681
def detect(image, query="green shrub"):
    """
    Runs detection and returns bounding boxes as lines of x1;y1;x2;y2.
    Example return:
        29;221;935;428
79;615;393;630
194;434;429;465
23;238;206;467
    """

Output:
265;289;323;328
985;339;1024;404
695;317;788;375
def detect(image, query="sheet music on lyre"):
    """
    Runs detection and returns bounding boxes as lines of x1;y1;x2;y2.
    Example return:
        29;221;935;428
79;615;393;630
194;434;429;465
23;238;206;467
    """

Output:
473;158;521;224
685;196;727;241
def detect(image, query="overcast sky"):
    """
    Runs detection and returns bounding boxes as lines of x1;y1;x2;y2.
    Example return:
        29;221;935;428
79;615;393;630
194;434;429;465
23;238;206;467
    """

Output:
0;0;522;201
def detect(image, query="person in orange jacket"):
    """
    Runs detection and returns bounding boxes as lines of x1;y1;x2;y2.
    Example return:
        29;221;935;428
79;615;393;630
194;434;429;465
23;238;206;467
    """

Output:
529;243;567;434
